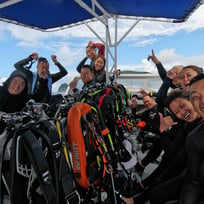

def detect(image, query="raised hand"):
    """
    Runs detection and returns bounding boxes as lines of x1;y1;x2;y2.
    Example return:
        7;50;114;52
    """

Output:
138;88;149;97
87;40;94;48
129;96;137;108
31;52;38;60
51;54;57;63
147;49;160;64
159;112;178;133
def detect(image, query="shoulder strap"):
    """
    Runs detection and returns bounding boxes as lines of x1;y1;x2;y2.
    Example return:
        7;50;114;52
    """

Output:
47;75;52;95
37;120;80;204
98;87;112;109
21;130;58;204
31;72;38;94
0;129;13;204
31;73;52;95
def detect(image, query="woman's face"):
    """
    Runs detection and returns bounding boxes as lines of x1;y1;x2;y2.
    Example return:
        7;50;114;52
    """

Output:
172;76;182;87
180;68;198;91
8;76;25;95
94;57;105;71
169;97;198;122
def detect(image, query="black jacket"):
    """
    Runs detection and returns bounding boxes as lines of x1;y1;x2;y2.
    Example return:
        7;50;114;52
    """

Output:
0;70;28;113
179;120;204;204
14;55;67;103
94;70;106;83
138;105;160;134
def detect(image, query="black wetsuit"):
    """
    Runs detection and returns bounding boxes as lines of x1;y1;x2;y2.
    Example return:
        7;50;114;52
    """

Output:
0;70;28;133
0;70;28;113
14;55;67;103
94;70;106;83
147;118;204;204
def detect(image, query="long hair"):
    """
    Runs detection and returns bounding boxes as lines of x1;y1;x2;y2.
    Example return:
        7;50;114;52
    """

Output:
93;55;106;72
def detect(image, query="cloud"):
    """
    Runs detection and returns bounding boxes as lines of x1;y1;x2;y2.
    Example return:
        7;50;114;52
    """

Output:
0;77;6;85
1;3;204;90
151;49;204;68
184;4;204;31
2;4;204;45
52;69;79;92
107;4;204;41
0;2;203;64
154;49;183;64
117;48;204;74
7;23;48;42
48;43;84;68
130;38;158;47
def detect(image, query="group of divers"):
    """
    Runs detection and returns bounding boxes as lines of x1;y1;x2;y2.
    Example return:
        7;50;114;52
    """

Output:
1;41;204;204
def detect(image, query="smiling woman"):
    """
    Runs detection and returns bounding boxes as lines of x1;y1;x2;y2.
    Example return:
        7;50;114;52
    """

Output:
0;70;28;113
7;75;25;95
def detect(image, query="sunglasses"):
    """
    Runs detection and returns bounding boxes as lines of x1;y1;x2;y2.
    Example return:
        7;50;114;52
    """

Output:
38;57;48;62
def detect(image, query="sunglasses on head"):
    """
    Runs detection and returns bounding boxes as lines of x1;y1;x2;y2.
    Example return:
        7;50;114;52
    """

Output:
38;57;48;62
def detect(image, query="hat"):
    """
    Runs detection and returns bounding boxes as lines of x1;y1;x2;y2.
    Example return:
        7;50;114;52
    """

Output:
5;70;27;84
4;70;28;91
9;70;26;80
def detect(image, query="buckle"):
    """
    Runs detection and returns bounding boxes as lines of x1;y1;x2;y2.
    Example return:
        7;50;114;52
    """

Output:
65;190;81;204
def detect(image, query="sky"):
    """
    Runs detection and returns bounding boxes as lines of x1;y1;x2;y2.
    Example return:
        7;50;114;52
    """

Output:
0;4;204;92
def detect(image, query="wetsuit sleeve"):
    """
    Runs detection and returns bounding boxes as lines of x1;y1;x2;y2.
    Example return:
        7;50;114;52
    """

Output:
14;56;33;76
156;62;176;89
155;82;170;106
51;61;68;83
179;126;204;204
156;62;167;80
94;42;105;56
31;78;49;103
76;57;88;73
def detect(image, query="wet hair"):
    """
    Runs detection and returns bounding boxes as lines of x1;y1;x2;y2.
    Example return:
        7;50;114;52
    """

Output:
181;65;203;75
189;73;204;86
38;57;48;62
81;64;94;73
164;88;189;108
